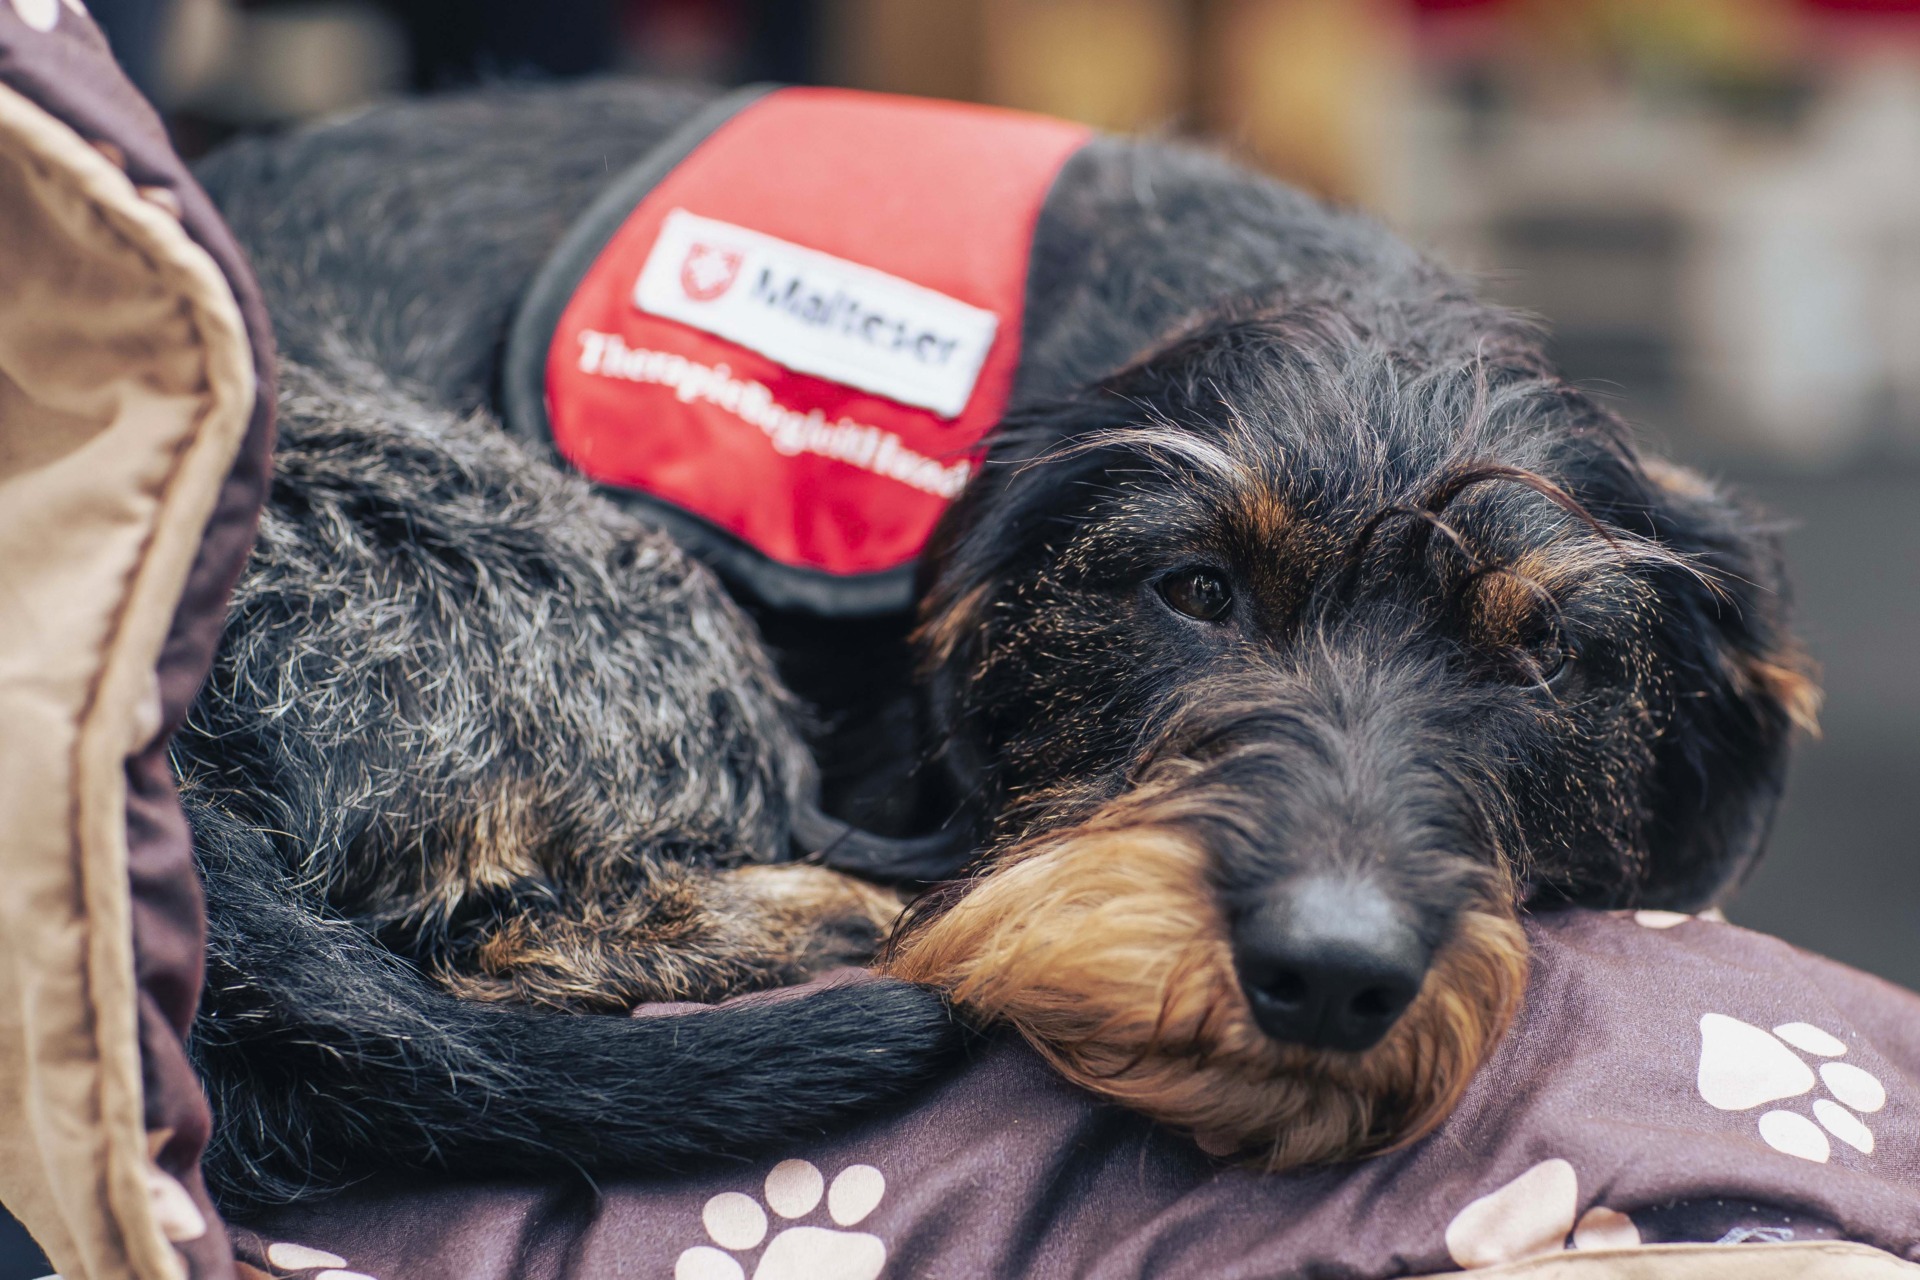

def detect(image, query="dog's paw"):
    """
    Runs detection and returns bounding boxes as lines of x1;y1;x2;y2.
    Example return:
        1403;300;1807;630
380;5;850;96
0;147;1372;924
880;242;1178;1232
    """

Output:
1697;1013;1887;1161
676;1158;887;1280
721;864;906;976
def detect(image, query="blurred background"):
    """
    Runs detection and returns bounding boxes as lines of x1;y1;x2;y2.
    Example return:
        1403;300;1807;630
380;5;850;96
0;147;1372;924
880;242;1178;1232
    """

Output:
6;2;1918;1272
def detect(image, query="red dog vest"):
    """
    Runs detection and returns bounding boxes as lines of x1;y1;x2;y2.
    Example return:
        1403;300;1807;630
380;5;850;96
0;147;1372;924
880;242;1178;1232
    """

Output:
504;87;1091;615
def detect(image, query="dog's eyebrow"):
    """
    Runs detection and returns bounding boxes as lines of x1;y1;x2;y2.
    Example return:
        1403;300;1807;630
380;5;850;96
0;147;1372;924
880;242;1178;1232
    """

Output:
1028;422;1249;485
1336;460;1720;599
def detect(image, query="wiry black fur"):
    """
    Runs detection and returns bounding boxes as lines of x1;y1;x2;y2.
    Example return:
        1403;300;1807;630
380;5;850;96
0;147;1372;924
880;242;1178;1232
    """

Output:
183;78;1805;1210
192;805;953;1200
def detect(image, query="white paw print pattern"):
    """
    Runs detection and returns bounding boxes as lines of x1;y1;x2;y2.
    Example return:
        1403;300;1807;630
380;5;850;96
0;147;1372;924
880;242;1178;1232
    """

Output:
677;1159;888;1280
1444;1159;1640;1269
1697;1013;1888;1162
260;1240;377;1280
8;0;86;33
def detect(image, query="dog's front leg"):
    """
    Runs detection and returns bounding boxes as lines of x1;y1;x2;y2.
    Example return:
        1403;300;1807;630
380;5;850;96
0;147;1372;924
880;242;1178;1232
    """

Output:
426;860;904;1013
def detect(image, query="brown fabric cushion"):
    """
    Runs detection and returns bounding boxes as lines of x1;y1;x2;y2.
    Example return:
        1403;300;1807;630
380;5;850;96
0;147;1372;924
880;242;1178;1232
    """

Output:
0;5;272;1279
231;911;1920;1279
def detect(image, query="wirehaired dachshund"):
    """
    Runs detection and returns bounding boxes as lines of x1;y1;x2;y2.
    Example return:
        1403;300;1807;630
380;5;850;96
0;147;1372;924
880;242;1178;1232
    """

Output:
180;79;1815;1208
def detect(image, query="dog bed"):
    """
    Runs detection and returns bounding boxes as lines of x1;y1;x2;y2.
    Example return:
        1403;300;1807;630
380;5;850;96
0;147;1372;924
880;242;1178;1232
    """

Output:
226;911;1920;1280
1;6;1916;1279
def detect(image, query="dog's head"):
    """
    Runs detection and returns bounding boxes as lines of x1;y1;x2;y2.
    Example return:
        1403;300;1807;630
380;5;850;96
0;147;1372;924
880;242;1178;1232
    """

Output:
888;298;1815;1165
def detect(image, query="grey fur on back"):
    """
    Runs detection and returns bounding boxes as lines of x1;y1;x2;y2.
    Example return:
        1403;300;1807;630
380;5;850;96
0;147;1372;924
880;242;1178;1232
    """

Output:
200;80;717;416
175;354;810;920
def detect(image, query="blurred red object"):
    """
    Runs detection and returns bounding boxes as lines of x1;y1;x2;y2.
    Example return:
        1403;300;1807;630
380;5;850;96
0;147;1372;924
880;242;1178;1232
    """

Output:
1804;0;1920;14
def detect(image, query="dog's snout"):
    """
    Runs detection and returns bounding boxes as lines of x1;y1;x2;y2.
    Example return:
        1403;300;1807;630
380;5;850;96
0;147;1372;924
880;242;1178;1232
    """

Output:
1232;876;1430;1052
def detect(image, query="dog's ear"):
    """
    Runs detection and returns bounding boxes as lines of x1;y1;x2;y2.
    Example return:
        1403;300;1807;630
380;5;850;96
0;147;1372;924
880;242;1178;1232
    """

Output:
911;438;1064;806
912;398;1137;811
1623;456;1819;909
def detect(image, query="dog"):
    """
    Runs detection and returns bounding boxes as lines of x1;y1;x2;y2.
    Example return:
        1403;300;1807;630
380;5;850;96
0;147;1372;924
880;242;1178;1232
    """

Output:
179;78;1815;1210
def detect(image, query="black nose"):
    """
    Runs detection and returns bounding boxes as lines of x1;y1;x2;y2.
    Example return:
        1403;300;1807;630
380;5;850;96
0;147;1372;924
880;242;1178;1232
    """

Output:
1231;876;1431;1052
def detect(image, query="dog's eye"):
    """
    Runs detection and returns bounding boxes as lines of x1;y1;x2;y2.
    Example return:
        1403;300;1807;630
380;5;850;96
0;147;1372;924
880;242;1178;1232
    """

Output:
1513;635;1574;687
1159;569;1234;622
1536;646;1570;683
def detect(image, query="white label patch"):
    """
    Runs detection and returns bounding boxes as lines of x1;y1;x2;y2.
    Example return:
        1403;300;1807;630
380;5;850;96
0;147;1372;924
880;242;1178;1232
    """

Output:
633;209;999;418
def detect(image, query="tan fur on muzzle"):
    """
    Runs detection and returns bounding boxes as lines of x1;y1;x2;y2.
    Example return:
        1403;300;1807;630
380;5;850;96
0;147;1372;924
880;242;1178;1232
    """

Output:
884;813;1527;1168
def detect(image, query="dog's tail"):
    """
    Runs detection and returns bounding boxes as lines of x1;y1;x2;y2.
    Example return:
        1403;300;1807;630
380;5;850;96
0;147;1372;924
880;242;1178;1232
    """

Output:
187;803;966;1211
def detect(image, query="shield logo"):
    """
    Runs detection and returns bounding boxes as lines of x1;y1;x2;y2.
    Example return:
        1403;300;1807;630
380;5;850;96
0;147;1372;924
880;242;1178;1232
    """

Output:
680;242;744;302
